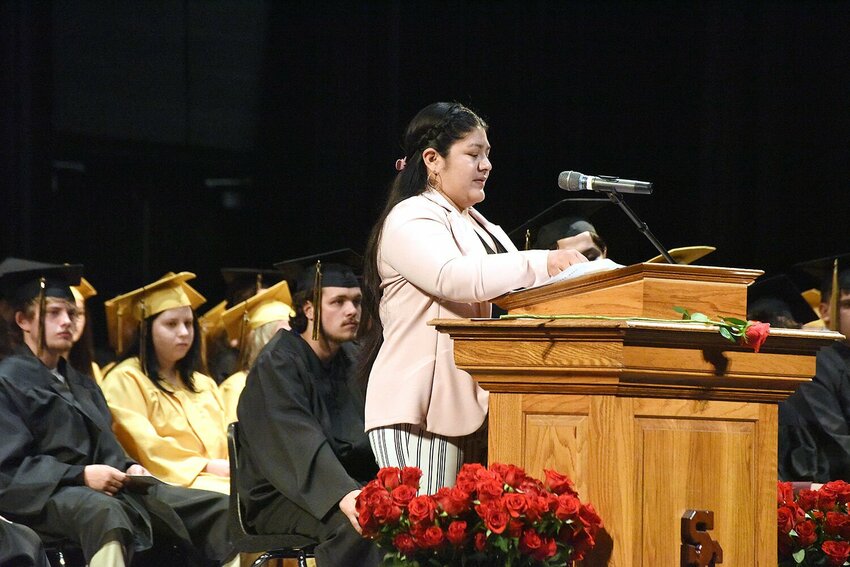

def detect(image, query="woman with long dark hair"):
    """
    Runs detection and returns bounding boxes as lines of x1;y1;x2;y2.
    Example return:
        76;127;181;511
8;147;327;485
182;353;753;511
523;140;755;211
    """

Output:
101;272;230;494
360;102;588;492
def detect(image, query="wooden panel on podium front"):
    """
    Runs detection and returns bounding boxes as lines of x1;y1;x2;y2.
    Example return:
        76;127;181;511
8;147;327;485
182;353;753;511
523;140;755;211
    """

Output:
433;317;839;567
495;262;763;319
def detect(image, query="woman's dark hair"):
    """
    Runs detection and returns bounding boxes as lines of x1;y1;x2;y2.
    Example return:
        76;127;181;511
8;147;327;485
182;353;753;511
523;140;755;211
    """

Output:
113;310;202;393
67;312;95;378
356;102;488;386
289;289;310;335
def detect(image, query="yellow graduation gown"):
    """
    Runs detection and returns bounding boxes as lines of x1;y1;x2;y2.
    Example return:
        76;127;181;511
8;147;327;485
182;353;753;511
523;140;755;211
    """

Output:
101;357;230;494
218;370;246;425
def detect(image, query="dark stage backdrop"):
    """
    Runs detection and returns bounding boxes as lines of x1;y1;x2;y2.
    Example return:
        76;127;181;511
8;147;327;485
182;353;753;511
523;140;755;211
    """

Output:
3;1;849;351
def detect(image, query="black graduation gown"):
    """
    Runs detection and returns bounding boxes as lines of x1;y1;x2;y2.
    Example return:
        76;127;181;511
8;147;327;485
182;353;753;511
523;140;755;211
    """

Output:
0;347;234;563
0;519;49;567
236;331;380;565
779;341;850;481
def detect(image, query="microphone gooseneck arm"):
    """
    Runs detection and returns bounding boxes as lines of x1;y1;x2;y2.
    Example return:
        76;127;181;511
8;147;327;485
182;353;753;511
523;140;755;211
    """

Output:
605;189;677;264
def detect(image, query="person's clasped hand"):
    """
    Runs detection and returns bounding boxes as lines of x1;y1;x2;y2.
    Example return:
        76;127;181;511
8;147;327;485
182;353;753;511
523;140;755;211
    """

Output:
546;248;588;276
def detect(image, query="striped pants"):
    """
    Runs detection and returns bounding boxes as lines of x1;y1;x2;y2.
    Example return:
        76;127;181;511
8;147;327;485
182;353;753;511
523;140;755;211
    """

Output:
368;423;487;495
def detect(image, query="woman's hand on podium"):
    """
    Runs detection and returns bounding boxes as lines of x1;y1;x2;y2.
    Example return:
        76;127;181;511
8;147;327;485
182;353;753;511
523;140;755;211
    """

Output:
547;248;588;277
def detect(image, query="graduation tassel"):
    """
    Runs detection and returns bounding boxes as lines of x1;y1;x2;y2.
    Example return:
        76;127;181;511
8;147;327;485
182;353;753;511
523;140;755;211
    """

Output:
237;309;249;371
828;258;840;332
36;277;47;358
311;260;323;341
524;228;531;251
139;295;148;375
256;273;263;295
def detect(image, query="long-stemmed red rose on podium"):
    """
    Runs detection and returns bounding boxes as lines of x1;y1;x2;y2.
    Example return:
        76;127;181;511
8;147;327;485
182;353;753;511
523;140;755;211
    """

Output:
356;463;602;566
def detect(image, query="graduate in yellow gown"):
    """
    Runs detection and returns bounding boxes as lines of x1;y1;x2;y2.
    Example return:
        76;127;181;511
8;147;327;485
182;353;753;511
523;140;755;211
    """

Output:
101;272;230;494
219;279;294;424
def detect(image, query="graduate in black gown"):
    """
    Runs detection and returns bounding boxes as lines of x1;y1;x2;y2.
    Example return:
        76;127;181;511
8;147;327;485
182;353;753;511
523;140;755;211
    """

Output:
779;255;850;481
237;250;381;566
0;517;49;567
0;263;238;567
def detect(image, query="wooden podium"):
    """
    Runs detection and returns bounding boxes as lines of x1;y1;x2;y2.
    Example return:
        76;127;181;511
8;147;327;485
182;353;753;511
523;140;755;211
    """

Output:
433;263;839;566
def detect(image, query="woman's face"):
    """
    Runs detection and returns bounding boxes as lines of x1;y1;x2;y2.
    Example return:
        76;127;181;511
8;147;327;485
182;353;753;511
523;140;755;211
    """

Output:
429;127;492;211
151;306;194;368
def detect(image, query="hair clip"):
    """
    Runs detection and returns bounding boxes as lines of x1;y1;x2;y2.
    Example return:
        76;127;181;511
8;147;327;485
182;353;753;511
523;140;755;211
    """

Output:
395;157;407;172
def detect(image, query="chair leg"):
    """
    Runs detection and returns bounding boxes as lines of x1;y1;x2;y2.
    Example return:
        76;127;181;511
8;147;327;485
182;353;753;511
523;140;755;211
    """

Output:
251;552;273;567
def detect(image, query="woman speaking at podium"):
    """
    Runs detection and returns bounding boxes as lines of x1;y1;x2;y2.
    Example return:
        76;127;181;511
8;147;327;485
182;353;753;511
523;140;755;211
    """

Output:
359;102;587;493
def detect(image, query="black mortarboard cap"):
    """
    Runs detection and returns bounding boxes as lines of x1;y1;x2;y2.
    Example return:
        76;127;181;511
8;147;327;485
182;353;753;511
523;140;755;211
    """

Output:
220;267;285;307
273;248;362;295
793;253;850;293
274;249;362;340
507;198;610;252
0;258;82;304
747;274;819;328
792;253;850;332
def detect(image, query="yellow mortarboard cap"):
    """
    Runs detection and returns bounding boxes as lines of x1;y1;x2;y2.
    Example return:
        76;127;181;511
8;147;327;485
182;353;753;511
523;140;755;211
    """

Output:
802;288;822;311
198;300;228;336
645;245;716;265
793;253;850;332
104;272;206;354
71;277;97;303
221;279;295;343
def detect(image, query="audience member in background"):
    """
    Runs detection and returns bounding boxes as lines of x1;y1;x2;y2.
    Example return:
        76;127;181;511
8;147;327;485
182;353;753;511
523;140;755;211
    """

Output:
237;252;381;566
64;276;104;382
0;263;237;567
779;255;850;481
219;279;294;424
101;272;230;494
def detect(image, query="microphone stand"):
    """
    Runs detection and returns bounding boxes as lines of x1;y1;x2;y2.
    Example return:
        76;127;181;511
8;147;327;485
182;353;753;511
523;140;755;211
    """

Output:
605;189;677;264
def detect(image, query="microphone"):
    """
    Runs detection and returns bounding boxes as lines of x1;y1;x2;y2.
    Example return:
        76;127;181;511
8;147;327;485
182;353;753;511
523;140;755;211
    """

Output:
558;170;653;195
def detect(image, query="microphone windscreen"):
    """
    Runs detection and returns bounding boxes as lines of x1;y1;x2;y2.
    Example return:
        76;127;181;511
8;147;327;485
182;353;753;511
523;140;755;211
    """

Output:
558;171;582;191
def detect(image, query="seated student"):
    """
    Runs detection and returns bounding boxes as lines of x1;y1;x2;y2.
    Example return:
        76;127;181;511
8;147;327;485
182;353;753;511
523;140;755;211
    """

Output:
0;264;237;567
237;251;382;566
779;254;850;481
0;516;49;567
102;272;230;494
65;276;105;382
219;279;294;424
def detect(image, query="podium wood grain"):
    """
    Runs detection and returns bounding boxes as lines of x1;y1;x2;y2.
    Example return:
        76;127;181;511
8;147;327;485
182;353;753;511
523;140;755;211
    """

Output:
435;317;837;566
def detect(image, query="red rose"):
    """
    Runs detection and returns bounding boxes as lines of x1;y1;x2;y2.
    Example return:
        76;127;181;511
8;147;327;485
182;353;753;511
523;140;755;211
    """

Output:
477;479;505;503
797;489;819;512
777;505;796;534
393;533;417;556
743;321;770;352
490;463;528;488
400;466;422;489
555;493;582;521
376;467;401;490
483;507;509;534
519;528;543;556
533;537;558;562
474;532;487;552
822;540;850;566
446;520;467;546
825;511;850;538
818;490;838;511
504;492;529;518
507;518;524;538
419;525;444;549
795;519;817;547
434;486;471;517
778;481;794;505
570;525;597;562
524;494;549;523
824;480;850;505
579;502;604;533
407;495;437;526
372;500;402;526
391;484;417;509
544;469;578;496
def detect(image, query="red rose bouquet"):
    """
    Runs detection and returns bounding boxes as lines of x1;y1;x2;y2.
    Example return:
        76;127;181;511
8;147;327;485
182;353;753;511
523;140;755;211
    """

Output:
778;480;850;566
356;463;602;566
